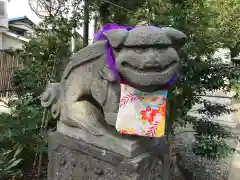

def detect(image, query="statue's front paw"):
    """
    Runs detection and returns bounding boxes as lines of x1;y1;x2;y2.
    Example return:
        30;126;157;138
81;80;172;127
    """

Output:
65;101;105;136
61;117;104;136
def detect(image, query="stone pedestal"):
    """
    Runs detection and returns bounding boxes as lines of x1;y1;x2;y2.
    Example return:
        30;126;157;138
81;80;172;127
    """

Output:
48;132;165;180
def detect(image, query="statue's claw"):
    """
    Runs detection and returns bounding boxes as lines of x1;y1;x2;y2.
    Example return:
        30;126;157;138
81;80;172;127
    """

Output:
64;101;105;136
78;121;104;136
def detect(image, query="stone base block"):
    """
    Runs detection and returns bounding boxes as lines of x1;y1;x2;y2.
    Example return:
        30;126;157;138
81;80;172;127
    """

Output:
48;131;164;180
57;122;161;158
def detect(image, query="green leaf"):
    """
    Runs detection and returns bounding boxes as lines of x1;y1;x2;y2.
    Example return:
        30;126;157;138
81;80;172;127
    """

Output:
4;159;22;171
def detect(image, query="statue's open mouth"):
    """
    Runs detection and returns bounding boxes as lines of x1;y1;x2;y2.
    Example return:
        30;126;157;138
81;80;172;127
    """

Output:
118;60;179;90
121;61;178;73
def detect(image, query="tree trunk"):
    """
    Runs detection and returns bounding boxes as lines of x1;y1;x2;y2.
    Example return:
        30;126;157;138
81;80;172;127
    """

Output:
93;12;99;33
83;0;89;46
98;2;110;25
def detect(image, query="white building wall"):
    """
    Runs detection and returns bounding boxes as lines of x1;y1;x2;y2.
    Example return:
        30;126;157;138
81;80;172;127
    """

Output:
2;33;25;49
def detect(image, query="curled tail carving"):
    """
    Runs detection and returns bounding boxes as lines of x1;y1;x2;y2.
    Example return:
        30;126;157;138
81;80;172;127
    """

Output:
41;82;62;119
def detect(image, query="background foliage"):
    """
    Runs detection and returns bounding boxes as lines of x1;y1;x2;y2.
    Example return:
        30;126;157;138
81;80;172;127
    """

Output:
0;1;83;178
128;0;240;159
1;0;240;179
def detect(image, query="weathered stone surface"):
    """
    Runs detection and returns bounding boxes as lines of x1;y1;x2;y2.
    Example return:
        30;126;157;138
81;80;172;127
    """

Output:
48;132;164;180
123;26;172;46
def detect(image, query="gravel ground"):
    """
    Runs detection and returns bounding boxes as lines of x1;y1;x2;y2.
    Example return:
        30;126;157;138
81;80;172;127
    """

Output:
175;129;236;180
179;150;232;180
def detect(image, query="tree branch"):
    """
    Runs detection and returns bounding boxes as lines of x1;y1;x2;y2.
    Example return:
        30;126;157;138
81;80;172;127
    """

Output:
100;0;134;13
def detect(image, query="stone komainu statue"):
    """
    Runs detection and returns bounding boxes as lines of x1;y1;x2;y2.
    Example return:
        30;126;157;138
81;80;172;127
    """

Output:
41;26;187;137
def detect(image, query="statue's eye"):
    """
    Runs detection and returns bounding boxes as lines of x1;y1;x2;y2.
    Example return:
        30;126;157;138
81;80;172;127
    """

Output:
133;48;146;54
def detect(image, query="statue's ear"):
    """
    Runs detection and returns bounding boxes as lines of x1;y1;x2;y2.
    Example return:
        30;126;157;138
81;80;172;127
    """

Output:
103;29;129;48
160;27;187;47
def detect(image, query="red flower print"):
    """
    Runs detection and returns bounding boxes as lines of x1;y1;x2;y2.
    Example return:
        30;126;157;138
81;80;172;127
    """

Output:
120;130;139;136
140;106;157;123
157;102;166;116
120;130;128;134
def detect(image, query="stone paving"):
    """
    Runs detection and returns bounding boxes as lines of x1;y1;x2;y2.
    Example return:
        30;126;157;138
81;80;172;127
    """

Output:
228;142;240;180
189;91;238;128
227;99;240;180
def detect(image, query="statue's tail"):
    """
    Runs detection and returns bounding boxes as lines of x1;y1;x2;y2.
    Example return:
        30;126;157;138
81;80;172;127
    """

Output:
41;82;62;119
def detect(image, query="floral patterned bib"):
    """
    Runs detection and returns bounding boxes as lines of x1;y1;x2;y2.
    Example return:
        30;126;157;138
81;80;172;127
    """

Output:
115;83;167;137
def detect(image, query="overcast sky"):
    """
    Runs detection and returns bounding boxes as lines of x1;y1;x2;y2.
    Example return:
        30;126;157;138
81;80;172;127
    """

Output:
7;0;94;41
8;0;41;23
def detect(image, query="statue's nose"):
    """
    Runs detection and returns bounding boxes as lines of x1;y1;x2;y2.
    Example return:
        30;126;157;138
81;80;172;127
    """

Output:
140;49;162;69
142;53;163;69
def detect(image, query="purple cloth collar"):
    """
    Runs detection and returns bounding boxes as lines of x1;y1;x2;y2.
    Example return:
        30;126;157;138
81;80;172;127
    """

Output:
93;24;176;88
93;24;132;82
